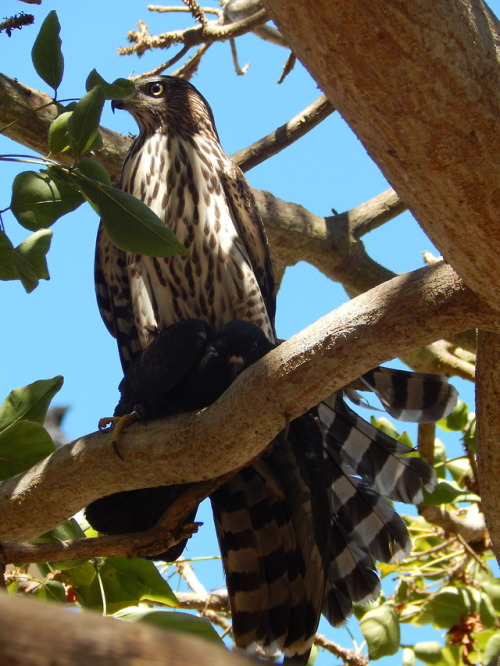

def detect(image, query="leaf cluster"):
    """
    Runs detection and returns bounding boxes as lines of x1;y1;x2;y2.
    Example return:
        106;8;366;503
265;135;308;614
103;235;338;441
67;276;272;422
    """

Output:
0;11;185;294
1;375;222;648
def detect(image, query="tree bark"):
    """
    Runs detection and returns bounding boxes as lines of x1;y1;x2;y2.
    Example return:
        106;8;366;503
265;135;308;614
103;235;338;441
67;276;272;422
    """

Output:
0;593;254;666
476;330;500;563
0;262;497;544
262;0;500;310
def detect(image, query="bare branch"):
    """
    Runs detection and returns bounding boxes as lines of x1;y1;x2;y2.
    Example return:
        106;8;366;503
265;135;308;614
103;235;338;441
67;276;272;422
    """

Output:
348;188;407;239
231;95;335;172
0;12;34;35
183;0;209;27
133;44;191;79
176;590;230;613
0;262;497;543
172;42;212;79
418;505;488;546
119;8;268;57
315;634;369;666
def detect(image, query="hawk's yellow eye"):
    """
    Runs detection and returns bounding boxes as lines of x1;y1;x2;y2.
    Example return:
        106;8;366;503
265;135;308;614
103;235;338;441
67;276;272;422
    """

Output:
149;82;164;97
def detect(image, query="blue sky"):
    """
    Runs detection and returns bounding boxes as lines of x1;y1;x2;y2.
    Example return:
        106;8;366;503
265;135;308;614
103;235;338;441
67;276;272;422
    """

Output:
1;1;496;662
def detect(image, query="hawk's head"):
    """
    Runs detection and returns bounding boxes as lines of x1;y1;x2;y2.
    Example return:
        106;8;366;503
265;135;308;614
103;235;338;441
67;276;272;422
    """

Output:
111;75;219;138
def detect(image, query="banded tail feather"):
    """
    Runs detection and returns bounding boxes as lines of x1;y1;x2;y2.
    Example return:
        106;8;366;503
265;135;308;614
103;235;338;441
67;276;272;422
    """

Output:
211;415;329;662
324;446;411;564
322;520;380;626
361;366;458;422
319;392;436;504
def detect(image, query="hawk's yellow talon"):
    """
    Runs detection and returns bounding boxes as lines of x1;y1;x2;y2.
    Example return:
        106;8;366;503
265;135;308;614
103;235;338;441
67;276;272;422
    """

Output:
97;412;140;460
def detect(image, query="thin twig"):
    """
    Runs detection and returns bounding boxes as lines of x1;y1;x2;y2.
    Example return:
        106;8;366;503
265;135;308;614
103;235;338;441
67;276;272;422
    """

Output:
231;95;335;172
314;633;369;666
418;422;435;465
277;51;297;84
172;42;212;79
133;45;191;79
0;13;34;35
148;5;220;16
183;0;209;27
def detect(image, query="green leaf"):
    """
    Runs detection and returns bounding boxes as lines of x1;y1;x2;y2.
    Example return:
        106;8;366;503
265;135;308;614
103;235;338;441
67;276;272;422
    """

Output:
74;158;111;185
480;579;500;613
14;229;52;293
446;458;472;483
67;86;106;158
0;421;55;480
34;580;66;603
85;70;134;100
31;11;64;91
484;633;500;666
422;480;480;506
115;609;224;645
413;642;447;665
359;602;400;659
437;400;469;432
48;112;72;153
0;230;19;280
371;416;400;440
35;519;87;570
42;518;86;543
0;376;64;429
11;170;84;230
0;230;52;292
74;175;186;257
59;561;97;590
0;377;62;479
77;557;178;613
428;586;471;629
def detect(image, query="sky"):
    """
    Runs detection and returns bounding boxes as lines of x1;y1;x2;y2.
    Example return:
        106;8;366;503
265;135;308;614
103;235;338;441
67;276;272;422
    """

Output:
0;1;497;663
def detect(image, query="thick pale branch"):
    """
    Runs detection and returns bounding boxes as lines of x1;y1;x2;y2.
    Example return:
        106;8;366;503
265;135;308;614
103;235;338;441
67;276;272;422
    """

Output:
262;0;500;309
0;262;497;543
0;594;255;666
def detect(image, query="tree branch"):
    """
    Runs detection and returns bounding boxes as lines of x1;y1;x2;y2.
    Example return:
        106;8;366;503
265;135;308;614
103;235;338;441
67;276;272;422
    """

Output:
230;94;335;172
262;0;500;310
119;8;268;56
476;330;500;564
0;262;497;543
0;593;255;666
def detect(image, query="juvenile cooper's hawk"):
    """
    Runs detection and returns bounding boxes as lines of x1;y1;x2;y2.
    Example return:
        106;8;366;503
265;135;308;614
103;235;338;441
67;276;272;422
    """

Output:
93;76;455;663
95;75;326;662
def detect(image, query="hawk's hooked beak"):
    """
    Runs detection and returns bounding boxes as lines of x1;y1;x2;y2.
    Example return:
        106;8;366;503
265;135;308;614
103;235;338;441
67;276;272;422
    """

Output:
111;99;126;113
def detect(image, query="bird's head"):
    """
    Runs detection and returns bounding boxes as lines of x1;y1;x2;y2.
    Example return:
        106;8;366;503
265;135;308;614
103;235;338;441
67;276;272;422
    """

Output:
207;320;275;378
111;75;219;138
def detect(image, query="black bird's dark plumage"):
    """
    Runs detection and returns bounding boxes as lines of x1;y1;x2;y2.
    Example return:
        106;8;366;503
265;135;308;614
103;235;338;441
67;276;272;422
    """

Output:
85;319;276;562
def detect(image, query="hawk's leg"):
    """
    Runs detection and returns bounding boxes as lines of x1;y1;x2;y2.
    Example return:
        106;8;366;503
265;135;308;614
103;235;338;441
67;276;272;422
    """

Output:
98;410;142;460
